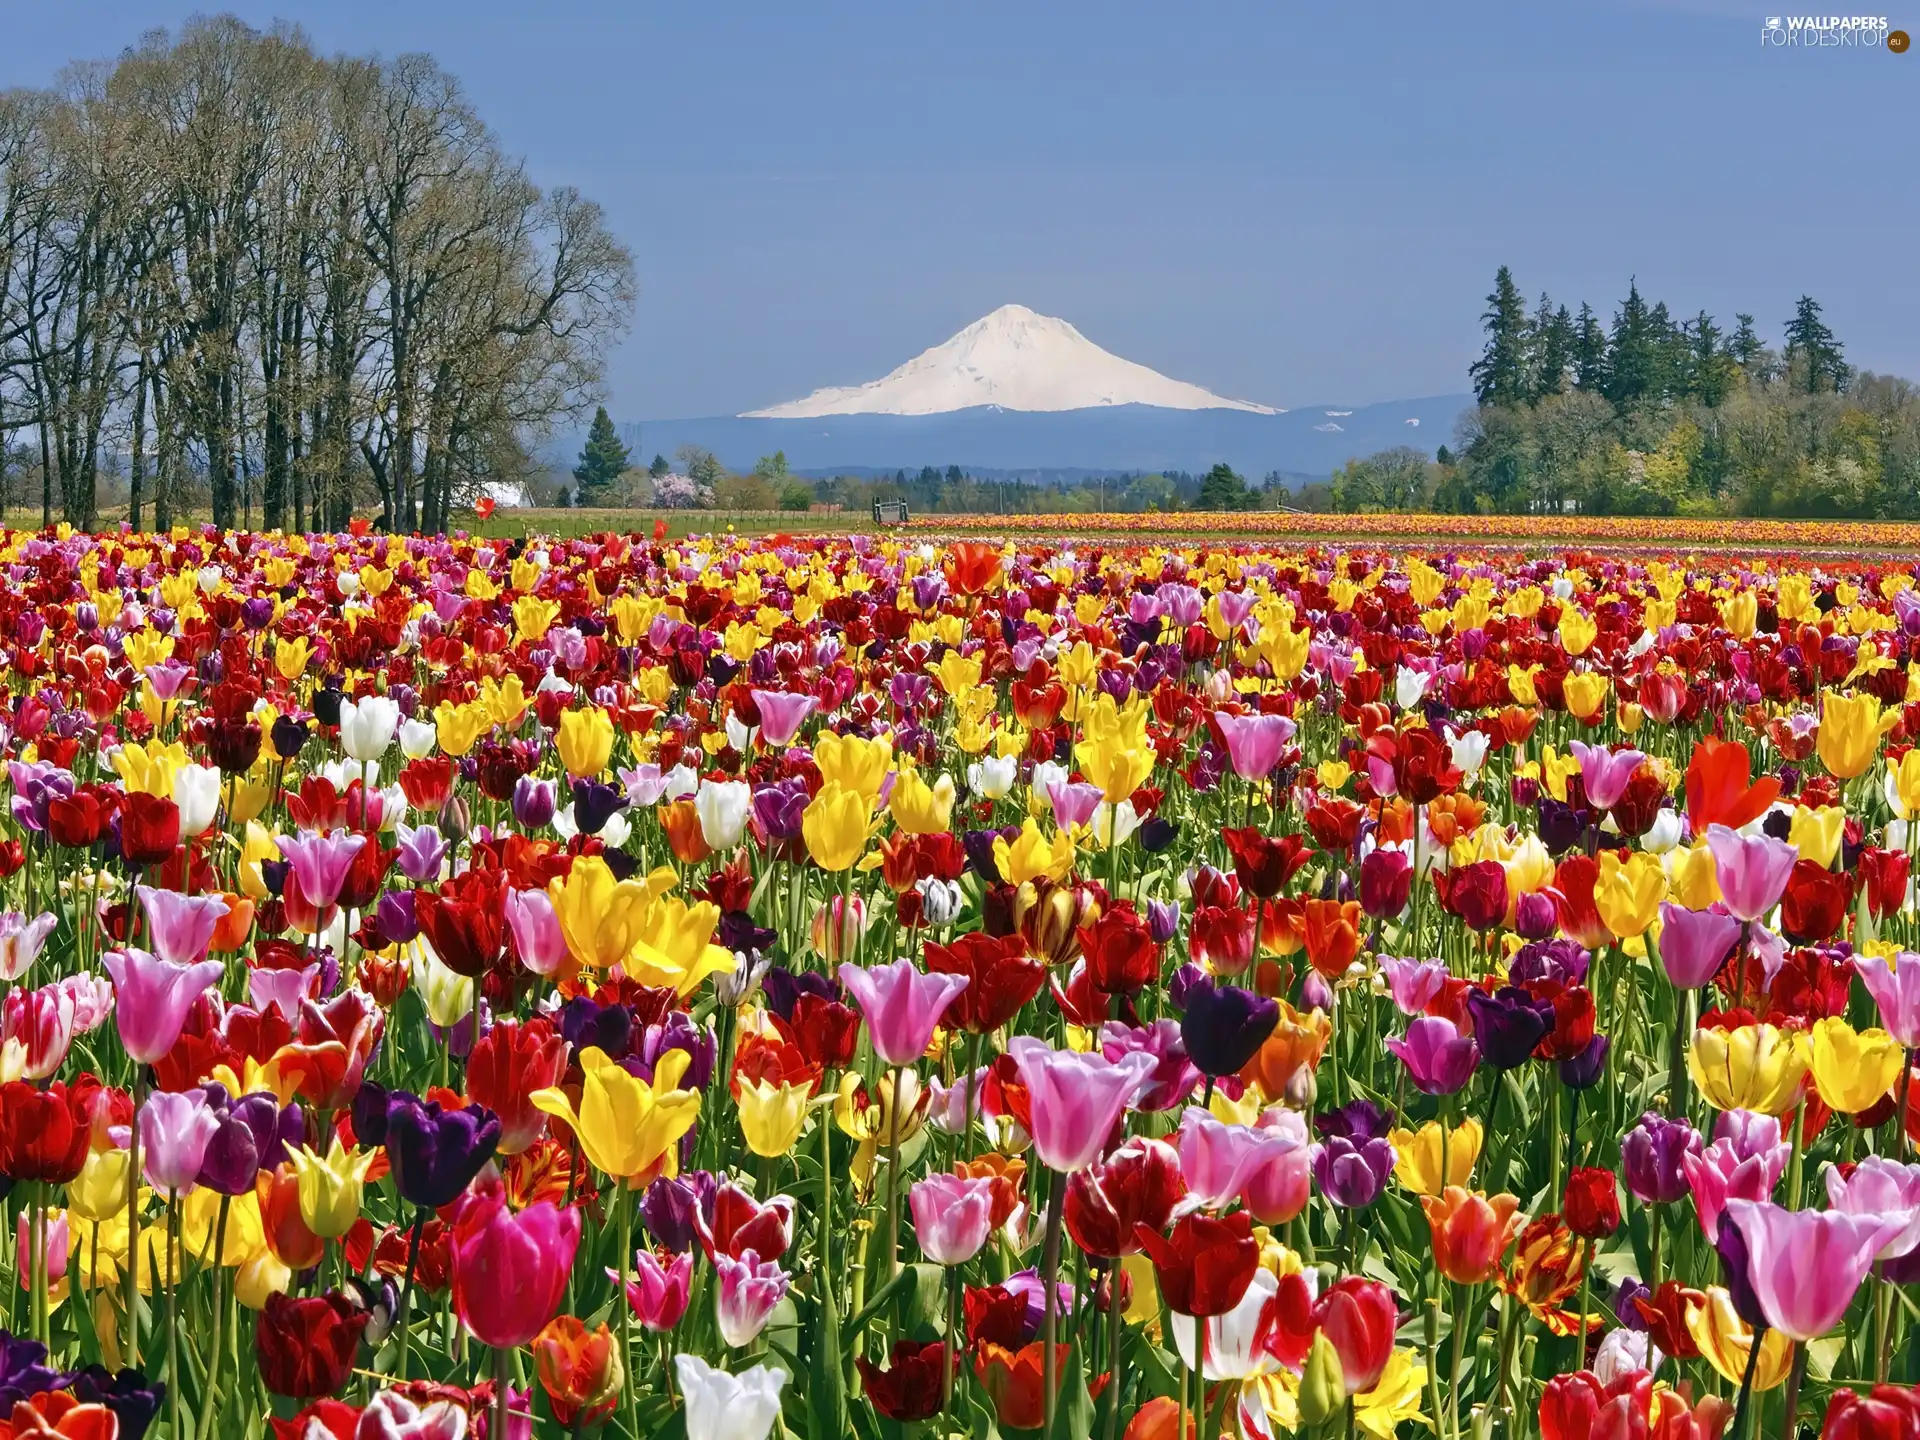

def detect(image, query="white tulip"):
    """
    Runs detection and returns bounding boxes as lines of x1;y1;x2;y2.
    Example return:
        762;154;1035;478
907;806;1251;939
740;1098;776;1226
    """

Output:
1640;809;1685;854
398;719;438;759
1446;728;1489;778
1394;666;1433;711
409;938;472;1028
968;752;1018;800
695;779;751;850
339;694;401;764
674;1355;788;1440
173;763;224;837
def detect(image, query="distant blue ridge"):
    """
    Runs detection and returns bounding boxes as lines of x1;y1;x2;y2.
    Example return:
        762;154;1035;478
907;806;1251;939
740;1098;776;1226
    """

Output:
570;396;1473;482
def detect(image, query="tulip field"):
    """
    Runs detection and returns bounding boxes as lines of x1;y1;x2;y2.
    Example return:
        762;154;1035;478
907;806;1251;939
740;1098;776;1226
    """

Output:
8;525;1920;1440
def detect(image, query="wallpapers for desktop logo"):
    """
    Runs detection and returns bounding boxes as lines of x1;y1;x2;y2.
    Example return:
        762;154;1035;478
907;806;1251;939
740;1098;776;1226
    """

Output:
1760;13;1904;45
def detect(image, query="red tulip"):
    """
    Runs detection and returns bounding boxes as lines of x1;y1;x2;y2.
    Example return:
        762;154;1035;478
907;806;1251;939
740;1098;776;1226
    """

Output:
924;932;1046;1033
1078;905;1159;997
1779;859;1852;945
1317;1276;1398;1395
1861;849;1913;924
1391;727;1463;805
466;1017;570;1154
119;792;181;867
1823;1387;1920;1440
1547;856;1612;951
1133;1211;1258;1317
413;869;508;979
1221;828;1312;900
1564;1166;1623;1239
1064;1137;1185;1258
254;1291;369;1399
1685;737;1780;835
857;1340;948;1422
1440;860;1509;933
46;789;112;849
0;1078;92;1183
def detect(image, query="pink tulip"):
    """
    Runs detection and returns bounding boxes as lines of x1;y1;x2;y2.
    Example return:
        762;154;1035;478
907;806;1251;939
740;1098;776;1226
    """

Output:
1570;740;1646;812
101;948;223;1065
1704;825;1798;924
504;888;568;977
2;983;76;1080
909;1172;996;1265
749;690;817;747
837;958;969;1067
1378;956;1449;1016
450;1193;581;1349
136;884;229;966
1213;711;1297;781
14;1209;68;1296
1007;1037;1157;1172
613;1249;693;1332
1680;1111;1786;1238
1826;1156;1920;1261
1656;902;1744;989
1176;1105;1311;1216
139;1088;223;1193
713;1249;789;1348
248;963;320;1019
1725;1198;1908;1341
1856;950;1920;1048
275;829;367;911
1238;1110;1314;1225
1045;781;1107;831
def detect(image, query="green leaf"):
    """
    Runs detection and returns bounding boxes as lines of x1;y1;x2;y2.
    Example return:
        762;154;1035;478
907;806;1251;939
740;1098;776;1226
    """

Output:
810;1259;850;1439
1048;1340;1094;1440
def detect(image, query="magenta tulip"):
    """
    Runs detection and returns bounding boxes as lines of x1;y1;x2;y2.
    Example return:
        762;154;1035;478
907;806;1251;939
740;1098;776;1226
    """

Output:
837;959;969;1067
1384;1015;1479;1095
1656;902;1744;989
614;1249;693;1333
450;1194;581;1348
1176;1105;1311;1216
1006;1037;1157;1172
1725;1198;1907;1341
275;829;367;911
102;948;224;1064
1704;824;1798;924
713;1250;789;1348
1570;740;1646;811
750;690;817;747
909;1172;996;1265
504;888;569;978
139;1088;223;1193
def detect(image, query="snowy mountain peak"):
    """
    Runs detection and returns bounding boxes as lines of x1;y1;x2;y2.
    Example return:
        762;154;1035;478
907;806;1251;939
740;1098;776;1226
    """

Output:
742;304;1278;418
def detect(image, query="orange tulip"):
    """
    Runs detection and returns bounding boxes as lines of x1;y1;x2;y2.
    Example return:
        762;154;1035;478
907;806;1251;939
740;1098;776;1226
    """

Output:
1421;1186;1522;1285
661;800;712;865
974;1342;1067;1431
945;541;1004;597
1239;1000;1331;1101
1302;898;1362;980
209;894;255;952
1125;1396;1197;1440
255;1162;326;1271
533;1315;623;1429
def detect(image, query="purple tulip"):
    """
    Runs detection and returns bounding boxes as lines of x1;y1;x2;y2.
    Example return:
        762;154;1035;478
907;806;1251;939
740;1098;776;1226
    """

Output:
1465;986;1552;1070
1558;1033;1611;1090
1180;976;1279;1079
375;890;419;946
1385;1016;1479;1095
1657;902;1743;989
641;1171;717;1253
1312;1134;1395;1209
384;1091;503;1209
510;776;557;830
1621;1111;1703;1204
1146;900;1181;945
394;824;448;885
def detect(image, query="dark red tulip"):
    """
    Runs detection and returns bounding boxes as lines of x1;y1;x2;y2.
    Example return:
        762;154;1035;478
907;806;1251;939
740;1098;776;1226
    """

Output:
1064;1137;1185;1258
1133;1211;1258;1317
254;1291;369;1398
856;1340;948;1422
925;932;1047;1032
1221;828;1312;900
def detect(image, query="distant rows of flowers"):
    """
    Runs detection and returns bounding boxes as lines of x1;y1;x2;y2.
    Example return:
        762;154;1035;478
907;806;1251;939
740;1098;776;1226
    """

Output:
9;523;1920;1440
909;511;1920;549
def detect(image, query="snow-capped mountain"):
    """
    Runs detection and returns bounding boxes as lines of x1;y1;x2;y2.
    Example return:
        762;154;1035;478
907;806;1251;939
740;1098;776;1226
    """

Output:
743;304;1278;418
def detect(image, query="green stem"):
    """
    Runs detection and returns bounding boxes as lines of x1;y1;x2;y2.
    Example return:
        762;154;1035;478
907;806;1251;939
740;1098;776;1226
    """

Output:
1040;1172;1066;1437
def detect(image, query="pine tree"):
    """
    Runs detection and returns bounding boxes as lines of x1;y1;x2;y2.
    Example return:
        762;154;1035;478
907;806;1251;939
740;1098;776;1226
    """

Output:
1572;304;1608;392
649;454;669;478
1783;296;1849;394
1469;266;1531;407
1729;315;1765;373
1603;280;1659;409
1197;462;1252;511
1686;311;1734;406
572;406;631;504
1529;299;1575;402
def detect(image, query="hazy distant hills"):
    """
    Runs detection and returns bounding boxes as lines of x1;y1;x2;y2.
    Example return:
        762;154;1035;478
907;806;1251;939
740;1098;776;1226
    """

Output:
619;396;1468;480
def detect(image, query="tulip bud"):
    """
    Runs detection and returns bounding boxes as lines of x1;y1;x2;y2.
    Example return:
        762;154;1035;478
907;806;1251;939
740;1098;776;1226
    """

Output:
1297;1330;1347;1427
1284;1064;1318;1110
437;796;471;843
1300;970;1334;1014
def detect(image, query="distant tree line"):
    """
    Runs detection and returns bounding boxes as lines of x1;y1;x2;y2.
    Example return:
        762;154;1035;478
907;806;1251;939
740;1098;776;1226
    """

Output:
0;16;634;532
1327;266;1920;518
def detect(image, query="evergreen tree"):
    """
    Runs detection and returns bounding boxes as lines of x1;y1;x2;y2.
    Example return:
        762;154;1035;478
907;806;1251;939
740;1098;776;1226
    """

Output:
1729;314;1765;373
1197;462;1253;511
1603;280;1660;409
572;406;630;504
649;454;669;478
1469;266;1531;406
1528;299;1575;402
1686;312;1734;406
1572;304;1608;392
1783;296;1849;393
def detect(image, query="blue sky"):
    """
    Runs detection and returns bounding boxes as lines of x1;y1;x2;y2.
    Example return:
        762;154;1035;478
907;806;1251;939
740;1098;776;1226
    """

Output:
6;2;1915;420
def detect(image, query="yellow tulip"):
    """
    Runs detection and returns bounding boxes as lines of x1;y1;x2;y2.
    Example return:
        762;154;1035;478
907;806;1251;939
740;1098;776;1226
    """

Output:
1666;842;1723;910
738;1076;812;1158
1562;672;1610;724
532;1047;701;1185
1788;805;1846;869
234;1248;292;1310
555;706;615;779
814;731;893;802
110;740;190;798
512;594;561;645
835;1069;925;1196
932;650;984;696
283;1137;376;1239
549;854;655;969
1685;1287;1793;1391
1387;1119;1483;1197
1890;749;1920;820
1076;694;1156;804
1507;665;1542;707
1594;850;1667;939
804;782;875;871
67;1148;137;1223
1809;1017;1904;1115
181;1187;266;1266
1558;609;1597;657
993;817;1076;887
274;636;312;683
1720;591;1758;639
1818;691;1895;780
432;700;491;758
889;765;955;835
1687;1024;1810;1116
625;893;737;998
